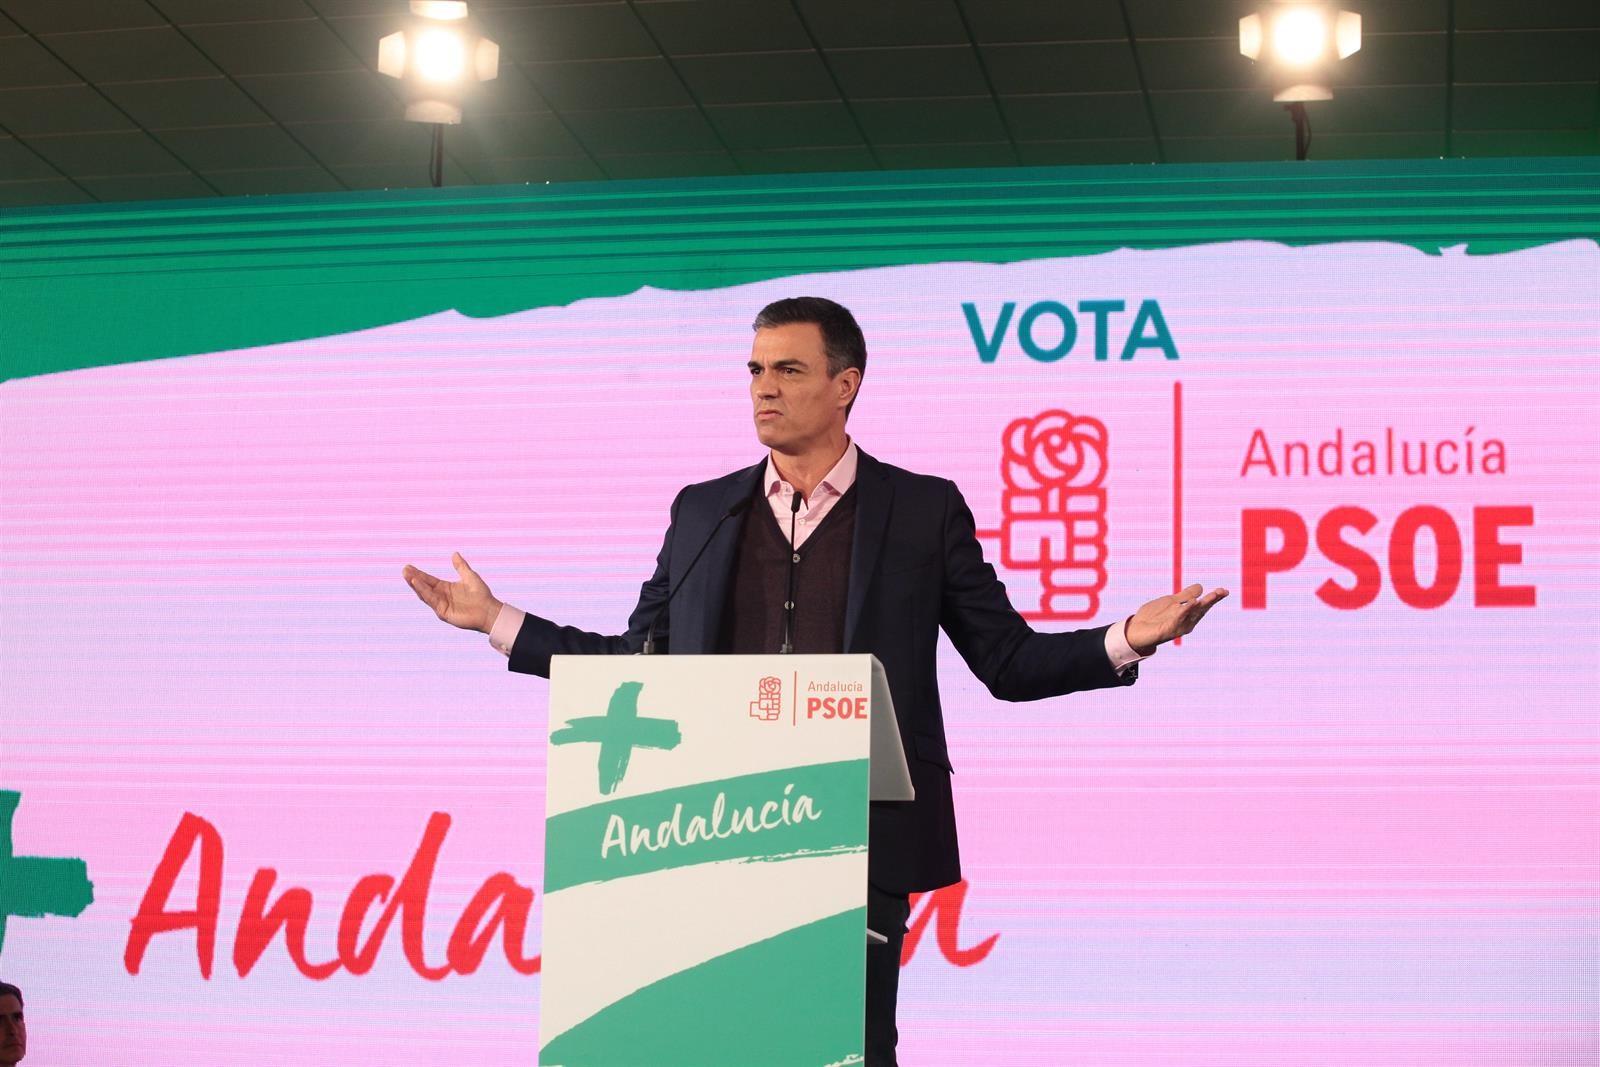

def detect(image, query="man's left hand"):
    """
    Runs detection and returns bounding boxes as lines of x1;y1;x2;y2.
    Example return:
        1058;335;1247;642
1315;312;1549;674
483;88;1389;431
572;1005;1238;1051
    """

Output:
1125;583;1228;655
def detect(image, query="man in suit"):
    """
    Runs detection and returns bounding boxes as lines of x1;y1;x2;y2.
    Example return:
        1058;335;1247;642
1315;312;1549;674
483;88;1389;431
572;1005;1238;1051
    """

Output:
405;296;1226;1065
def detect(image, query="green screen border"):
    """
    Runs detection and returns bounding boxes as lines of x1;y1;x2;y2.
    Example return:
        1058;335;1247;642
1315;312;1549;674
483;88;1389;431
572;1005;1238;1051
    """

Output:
2;156;1597;382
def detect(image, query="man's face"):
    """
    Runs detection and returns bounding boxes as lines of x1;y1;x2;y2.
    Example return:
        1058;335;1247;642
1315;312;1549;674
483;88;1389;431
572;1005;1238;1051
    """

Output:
0;995;24;1064
748;323;858;455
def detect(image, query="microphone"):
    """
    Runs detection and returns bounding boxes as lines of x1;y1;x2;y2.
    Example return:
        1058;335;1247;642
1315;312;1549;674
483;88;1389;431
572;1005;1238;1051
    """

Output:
780;490;801;654
641;497;752;655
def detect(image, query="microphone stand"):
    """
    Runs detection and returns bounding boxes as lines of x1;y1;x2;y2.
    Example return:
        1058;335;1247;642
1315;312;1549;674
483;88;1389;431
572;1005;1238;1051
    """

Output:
780;490;801;654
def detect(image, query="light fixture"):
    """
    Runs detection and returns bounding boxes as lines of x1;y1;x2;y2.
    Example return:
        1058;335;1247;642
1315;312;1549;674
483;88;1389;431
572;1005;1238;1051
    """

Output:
1239;3;1362;160
1240;3;1361;102
378;1;499;185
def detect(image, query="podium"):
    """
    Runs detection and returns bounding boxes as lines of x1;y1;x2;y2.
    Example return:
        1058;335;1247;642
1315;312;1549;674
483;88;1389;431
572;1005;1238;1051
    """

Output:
538;654;912;1067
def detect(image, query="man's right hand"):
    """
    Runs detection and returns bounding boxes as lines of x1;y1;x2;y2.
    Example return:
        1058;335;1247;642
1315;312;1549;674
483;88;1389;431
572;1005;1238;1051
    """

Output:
403;552;503;634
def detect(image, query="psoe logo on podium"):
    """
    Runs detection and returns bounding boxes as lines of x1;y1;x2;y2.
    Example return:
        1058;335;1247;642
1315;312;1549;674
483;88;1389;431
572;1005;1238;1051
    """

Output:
977;409;1109;620
749;675;783;721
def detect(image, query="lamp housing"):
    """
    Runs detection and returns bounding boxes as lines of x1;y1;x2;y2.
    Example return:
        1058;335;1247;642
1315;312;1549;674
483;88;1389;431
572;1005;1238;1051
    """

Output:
378;1;498;125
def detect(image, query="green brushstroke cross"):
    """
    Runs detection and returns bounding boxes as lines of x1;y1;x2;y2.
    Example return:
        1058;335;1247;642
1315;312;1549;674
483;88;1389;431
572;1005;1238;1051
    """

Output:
551;682;681;795
0;791;95;953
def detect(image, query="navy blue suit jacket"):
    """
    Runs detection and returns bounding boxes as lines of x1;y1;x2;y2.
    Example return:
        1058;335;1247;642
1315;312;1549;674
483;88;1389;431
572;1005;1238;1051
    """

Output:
508;448;1136;893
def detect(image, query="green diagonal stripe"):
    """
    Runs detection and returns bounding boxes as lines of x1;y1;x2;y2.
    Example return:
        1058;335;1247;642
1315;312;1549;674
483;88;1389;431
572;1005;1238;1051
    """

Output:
540;906;866;1067
545;759;869;894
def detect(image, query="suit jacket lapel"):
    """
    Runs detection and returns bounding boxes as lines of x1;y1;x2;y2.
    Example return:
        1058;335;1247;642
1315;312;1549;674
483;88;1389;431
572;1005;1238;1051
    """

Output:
845;449;893;650
692;460;764;653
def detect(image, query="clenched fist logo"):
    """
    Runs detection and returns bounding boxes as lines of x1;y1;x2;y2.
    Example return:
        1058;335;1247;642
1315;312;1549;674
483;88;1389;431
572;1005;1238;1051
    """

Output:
978;410;1109;620
749;675;782;721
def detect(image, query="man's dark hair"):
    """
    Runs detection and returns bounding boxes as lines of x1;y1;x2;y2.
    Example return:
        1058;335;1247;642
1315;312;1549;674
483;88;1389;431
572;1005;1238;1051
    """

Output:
752;297;867;382
0;982;19;1006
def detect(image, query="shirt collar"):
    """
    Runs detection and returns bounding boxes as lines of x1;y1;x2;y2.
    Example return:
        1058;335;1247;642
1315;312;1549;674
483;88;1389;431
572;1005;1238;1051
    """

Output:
765;439;858;502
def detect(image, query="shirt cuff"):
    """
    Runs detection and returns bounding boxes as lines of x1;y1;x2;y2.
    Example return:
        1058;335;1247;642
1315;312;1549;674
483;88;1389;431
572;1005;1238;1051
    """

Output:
488;603;525;657
1105;616;1153;675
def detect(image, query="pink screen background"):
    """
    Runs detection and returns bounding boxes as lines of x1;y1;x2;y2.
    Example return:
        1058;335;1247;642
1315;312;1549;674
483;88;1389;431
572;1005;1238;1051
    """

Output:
2;240;1597;1064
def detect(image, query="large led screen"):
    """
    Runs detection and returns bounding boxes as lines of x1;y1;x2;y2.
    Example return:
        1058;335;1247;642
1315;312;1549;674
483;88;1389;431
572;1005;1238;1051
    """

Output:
2;159;1597;1065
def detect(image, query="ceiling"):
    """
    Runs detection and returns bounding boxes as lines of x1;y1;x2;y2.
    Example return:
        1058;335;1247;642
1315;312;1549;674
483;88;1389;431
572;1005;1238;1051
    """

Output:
0;0;1595;209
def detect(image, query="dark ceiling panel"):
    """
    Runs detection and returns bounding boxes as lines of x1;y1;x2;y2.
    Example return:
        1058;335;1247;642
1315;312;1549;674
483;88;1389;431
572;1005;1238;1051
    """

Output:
1166;130;1454;163
707;100;863;150
0;84;136;136
796;0;969;49
959;0;1124;45
154;124;325;171
1015;138;1157;165
285;117;438;166
1130;1;1450;40
301;0;417;15
0;0;163;35
524;57;692;110
596;148;735;178
1139;37;1270;92
444;111;586;159
1350;0;1449;35
1001;93;1152;141
319;12;408;65
732;144;877;173
1151;89;1296;139
1338;32;1449;87
1453;84;1598;130
1311;85;1449;134
25;128;188;176
183;17;363;77
0;134;56;179
0;0;1593;206
451;62;554;117
328;158;472;188
1455;0;1600;31
1451;128;1598;154
0;178;91;206
563;106;722;153
155;0;318;23
39;26;218;83
1313;132;1451;158
634;0;812;56
826;45;989;99
876;141;1012;168
1122;0;1239;40
1161;133;1293;163
235;70;401;123
854;97;1007;145
981;41;1140;95
673;51;837;105
100;77;273;129
457;154;605;184
83;171;219;201
202;165;344;195
1454;29;1600;83
0;34;80;88
484;3;658;62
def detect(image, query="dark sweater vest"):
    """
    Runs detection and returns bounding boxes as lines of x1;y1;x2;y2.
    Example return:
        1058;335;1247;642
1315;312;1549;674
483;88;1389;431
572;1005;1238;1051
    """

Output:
718;488;856;655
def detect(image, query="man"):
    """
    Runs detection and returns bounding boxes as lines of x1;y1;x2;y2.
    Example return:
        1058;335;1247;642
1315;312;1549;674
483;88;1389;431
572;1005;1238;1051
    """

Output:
0;982;24;1065
405;296;1225;1065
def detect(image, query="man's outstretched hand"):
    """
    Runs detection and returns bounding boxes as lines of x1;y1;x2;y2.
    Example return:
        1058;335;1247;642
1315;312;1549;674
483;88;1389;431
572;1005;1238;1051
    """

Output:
1125;583;1228;655
402;552;503;634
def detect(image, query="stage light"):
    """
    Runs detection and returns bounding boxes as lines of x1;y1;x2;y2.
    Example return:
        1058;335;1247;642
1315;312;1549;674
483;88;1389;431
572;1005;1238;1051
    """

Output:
1239;3;1361;160
414;28;466;83
1239;4;1361;101
1271;8;1326;67
378;1;499;126
378;1;499;187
